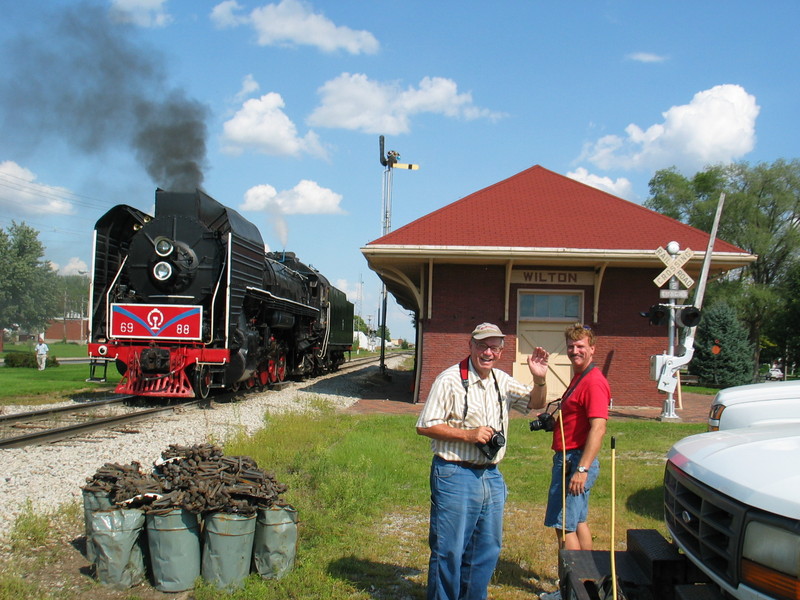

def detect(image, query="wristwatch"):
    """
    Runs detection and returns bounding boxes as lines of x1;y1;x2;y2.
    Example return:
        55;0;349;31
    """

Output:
576;466;589;473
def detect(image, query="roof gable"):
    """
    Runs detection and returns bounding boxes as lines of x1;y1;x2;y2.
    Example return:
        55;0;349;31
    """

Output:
368;165;743;253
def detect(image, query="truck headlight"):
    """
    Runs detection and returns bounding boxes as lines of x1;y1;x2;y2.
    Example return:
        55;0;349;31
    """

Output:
742;520;800;598
707;403;725;431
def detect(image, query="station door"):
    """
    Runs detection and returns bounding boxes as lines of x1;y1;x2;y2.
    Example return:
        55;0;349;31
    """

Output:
513;323;572;401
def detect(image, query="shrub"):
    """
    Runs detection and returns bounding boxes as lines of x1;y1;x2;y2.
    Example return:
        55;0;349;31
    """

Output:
3;352;58;368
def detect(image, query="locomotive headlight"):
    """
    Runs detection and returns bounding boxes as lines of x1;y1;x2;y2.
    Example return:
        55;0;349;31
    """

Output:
153;261;173;281
154;237;174;257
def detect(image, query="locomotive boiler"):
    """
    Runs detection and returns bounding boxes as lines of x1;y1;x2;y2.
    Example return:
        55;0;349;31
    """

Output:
88;189;354;398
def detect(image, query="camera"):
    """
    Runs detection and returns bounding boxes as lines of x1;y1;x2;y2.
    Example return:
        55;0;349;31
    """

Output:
476;429;506;460
529;400;560;432
529;412;555;432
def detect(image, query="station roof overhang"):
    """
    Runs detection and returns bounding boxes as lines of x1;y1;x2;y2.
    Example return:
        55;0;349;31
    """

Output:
361;243;757;319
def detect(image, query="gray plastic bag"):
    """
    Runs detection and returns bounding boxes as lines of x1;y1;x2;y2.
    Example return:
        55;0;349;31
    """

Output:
146;509;201;592
252;505;298;580
82;488;114;564
90;509;146;590
201;512;256;590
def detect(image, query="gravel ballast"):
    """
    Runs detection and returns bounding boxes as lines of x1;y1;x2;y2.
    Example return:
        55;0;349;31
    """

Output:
0;357;404;545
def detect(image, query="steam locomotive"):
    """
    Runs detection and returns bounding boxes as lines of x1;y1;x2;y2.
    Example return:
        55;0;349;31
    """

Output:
87;189;354;399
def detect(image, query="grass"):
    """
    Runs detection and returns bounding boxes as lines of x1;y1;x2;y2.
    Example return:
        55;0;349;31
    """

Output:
0;401;705;599
0;363;120;405
1;341;91;359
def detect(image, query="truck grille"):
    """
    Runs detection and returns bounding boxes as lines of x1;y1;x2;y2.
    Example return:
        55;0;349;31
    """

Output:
663;461;746;586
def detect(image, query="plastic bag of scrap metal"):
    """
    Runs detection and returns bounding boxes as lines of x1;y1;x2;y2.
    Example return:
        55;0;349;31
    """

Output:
89;508;146;590
252;504;298;580
81;488;115;564
201;511;257;590
146;508;201;592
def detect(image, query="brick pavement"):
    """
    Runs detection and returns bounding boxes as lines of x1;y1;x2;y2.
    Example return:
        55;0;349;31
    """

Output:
345;366;713;424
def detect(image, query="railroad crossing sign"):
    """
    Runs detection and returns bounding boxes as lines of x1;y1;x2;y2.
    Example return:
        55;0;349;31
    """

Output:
654;246;695;288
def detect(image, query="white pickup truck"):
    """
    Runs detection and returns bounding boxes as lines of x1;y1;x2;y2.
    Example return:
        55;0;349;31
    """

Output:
664;380;800;599
559;380;800;600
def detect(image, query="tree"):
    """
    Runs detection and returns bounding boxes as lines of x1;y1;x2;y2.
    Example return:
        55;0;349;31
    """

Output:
354;314;369;335
646;159;800;377
690;303;753;388
766;260;800;373
0;223;60;350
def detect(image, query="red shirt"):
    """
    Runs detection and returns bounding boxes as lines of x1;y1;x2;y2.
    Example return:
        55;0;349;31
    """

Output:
552;366;610;451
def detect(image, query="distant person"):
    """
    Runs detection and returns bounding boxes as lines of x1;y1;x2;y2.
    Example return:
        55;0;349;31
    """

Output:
530;324;610;600
35;337;49;371
416;322;550;600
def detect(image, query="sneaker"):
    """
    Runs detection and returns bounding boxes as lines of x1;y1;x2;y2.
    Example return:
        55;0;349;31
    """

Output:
539;590;561;600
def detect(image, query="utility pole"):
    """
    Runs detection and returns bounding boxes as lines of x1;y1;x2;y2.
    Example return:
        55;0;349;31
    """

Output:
378;135;418;377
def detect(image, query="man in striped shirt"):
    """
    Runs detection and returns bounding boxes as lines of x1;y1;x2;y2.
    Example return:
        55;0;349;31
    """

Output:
417;322;550;600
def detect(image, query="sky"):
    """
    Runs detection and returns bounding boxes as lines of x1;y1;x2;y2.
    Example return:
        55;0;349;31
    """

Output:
1;1;798;342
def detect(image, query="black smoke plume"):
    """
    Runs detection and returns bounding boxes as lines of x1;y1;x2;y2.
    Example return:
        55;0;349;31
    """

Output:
0;2;208;191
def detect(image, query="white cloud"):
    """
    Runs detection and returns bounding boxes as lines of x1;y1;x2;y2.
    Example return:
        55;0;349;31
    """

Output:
241;180;345;215
627;52;668;63
308;73;505;134
234;74;260;102
0;161;76;215
211;0;246;27
110;0;172;27
334;278;359;302
211;0;379;55
57;257;89;276
567;167;634;200
581;84;760;173
221;92;327;158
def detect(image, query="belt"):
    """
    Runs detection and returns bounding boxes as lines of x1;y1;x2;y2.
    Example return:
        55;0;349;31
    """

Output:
447;460;493;470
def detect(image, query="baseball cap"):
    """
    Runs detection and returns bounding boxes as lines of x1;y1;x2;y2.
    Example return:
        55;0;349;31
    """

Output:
471;323;505;340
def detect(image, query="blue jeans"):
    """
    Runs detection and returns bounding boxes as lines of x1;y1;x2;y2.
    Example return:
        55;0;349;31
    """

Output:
544;449;599;531
427;455;507;600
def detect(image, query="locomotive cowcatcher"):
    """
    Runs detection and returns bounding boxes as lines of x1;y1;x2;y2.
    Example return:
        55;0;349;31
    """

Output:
88;189;354;398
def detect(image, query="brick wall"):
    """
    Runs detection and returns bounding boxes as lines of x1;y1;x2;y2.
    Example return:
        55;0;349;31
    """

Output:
418;264;674;407
44;318;89;344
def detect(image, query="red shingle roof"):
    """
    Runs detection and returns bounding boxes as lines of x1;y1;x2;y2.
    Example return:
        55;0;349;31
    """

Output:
368;165;743;253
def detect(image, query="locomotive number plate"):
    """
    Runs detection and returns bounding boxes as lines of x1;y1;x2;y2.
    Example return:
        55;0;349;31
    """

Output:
110;304;202;341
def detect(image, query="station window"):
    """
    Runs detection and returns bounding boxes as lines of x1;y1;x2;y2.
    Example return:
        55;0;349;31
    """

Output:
519;292;581;321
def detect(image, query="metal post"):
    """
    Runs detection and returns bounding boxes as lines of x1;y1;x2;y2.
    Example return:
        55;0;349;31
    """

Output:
377;136;418;378
379;162;393;376
660;242;681;421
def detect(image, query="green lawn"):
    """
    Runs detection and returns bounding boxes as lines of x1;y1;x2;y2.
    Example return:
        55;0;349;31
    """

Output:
0;363;120;405
0;401;704;599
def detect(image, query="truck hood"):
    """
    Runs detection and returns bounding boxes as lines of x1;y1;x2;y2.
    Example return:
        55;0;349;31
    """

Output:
667;423;800;520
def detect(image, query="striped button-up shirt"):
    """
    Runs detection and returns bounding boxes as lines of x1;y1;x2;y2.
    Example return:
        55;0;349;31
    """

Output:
416;360;532;464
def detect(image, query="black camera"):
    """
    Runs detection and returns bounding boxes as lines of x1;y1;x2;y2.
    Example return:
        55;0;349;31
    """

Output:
529;400;560;432
529;412;555;432
476;429;506;460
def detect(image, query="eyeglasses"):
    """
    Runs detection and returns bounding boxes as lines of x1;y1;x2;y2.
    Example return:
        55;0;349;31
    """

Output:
473;341;504;354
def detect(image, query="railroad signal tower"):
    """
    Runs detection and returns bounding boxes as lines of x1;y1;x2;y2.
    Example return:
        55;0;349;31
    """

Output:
377;136;419;376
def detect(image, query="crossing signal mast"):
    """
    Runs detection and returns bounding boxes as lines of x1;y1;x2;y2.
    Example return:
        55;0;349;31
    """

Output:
377;135;418;376
647;193;725;420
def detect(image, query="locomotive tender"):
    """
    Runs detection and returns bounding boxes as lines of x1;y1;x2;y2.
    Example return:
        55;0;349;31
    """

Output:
88;189;354;398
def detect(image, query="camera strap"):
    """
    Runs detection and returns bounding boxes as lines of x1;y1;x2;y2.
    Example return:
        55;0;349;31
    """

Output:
459;357;504;435
561;363;595;403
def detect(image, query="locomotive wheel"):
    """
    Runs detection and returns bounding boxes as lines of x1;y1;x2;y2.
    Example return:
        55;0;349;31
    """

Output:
277;353;287;382
195;366;211;399
268;358;277;383
257;367;269;391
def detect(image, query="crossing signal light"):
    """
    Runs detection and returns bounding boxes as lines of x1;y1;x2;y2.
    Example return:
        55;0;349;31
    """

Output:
642;304;669;326
676;306;702;328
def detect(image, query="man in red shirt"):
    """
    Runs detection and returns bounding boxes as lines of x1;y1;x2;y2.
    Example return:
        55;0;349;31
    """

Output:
531;324;610;600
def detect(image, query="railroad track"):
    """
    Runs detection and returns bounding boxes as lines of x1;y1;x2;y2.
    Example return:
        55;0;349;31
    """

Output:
0;352;410;449
0;397;200;449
